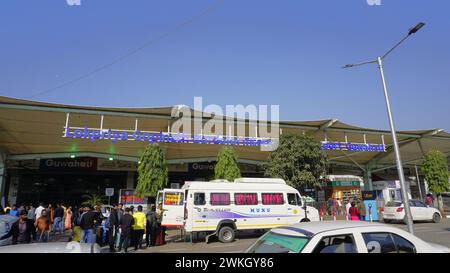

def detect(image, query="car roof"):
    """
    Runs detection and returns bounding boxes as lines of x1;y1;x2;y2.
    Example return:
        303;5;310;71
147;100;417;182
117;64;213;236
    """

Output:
271;221;388;238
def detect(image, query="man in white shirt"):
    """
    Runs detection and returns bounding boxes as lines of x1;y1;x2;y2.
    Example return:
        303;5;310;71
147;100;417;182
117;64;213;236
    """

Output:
345;200;352;220
35;202;45;220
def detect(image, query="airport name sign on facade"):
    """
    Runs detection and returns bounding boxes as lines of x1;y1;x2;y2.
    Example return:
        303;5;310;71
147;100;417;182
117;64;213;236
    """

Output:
62;96;280;151
321;141;386;152
63;127;272;147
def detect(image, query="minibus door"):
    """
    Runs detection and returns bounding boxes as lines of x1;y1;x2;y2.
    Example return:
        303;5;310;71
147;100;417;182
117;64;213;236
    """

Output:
286;193;302;224
161;189;185;228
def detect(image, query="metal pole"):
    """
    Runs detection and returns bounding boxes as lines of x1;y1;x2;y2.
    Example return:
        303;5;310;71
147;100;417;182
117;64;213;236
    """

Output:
414;164;423;201
377;56;414;234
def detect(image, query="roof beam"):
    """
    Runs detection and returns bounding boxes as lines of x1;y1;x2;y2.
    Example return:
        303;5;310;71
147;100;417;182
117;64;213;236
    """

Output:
318;119;338;131
1;102;449;141
325;136;365;171
422;129;443;136
366;137;419;165
0;102;172;120
370;150;450;172
366;128;445;166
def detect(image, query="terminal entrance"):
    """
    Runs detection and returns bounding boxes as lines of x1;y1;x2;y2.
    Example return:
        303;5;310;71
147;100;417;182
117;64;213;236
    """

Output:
14;171;127;206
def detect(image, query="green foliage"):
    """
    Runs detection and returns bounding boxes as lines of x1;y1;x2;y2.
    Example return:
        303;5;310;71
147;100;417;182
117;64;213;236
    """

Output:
136;144;169;198
214;147;241;181
264;133;327;191
422;150;449;195
81;194;105;207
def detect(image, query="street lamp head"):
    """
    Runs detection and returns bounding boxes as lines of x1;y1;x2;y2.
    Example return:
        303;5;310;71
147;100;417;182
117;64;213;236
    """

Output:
408;22;425;36
342;64;354;69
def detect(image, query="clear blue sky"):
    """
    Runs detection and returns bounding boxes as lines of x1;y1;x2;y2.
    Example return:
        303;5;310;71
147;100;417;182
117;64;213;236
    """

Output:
1;0;449;131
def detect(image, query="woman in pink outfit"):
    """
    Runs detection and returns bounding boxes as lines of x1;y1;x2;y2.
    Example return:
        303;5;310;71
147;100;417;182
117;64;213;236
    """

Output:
64;206;73;231
348;202;360;221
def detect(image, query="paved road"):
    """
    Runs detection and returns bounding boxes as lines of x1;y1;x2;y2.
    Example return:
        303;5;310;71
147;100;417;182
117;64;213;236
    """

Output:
390;218;450;247
133;218;450;253
136;229;263;253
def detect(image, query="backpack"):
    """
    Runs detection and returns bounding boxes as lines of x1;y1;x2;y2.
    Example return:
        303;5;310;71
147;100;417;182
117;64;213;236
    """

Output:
77;212;85;226
104;217;111;229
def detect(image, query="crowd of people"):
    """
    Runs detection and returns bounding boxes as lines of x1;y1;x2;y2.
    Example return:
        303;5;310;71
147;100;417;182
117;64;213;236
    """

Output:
324;198;367;221
1;202;72;243
0;202;168;253
347;200;367;221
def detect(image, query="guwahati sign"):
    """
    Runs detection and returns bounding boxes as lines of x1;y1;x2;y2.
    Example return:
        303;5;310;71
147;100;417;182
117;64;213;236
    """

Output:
321;141;385;152
40;157;97;171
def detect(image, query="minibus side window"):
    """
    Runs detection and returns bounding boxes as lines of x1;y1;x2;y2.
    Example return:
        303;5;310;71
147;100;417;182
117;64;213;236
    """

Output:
261;193;284;205
194;192;206;206
210;193;230;206
235;193;258;205
287;193;297;205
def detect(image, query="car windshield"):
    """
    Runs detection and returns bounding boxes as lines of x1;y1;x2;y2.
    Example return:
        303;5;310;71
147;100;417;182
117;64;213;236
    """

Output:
247;231;309;253
386;201;402;207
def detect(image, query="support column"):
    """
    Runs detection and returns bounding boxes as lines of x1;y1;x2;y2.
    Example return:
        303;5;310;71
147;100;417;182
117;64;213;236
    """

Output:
364;168;373;191
126;171;135;189
0;152;7;207
423;178;429;195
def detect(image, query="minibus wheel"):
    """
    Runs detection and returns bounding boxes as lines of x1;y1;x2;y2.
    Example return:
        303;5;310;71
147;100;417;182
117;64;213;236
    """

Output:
218;226;235;243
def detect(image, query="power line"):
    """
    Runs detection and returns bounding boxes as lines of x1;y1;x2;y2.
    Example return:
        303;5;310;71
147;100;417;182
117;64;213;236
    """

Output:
27;0;225;99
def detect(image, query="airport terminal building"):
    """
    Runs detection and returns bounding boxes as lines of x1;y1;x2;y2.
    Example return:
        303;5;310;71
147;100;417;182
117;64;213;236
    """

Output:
1;96;449;205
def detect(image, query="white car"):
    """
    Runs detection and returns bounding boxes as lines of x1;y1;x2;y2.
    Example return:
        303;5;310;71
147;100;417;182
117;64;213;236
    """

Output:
382;200;442;224
245;221;450;253
0;242;102;253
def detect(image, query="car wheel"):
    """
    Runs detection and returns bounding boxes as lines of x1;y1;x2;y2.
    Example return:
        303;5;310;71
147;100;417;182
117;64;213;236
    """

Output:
383;219;391;224
218;226;235;243
432;213;441;223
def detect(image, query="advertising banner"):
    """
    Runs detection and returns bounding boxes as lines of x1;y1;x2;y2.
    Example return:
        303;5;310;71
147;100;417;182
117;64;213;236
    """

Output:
119;189;147;205
97;159;137;171
164;191;183;205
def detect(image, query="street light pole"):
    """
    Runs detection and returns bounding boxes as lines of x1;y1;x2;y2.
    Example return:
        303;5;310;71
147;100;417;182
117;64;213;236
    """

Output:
343;22;425;235
376;56;414;234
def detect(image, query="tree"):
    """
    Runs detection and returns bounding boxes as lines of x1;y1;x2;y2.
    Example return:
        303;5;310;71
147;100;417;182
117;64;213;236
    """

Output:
214;147;241;181
264;133;327;192
136;143;169;198
421;150;449;213
81;194;105;207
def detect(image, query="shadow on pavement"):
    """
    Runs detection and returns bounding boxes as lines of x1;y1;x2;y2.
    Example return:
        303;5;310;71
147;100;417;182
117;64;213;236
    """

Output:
165;228;265;244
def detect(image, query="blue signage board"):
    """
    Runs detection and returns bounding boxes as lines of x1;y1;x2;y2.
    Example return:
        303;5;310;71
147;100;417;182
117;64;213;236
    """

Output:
322;141;385;152
64;127;272;147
